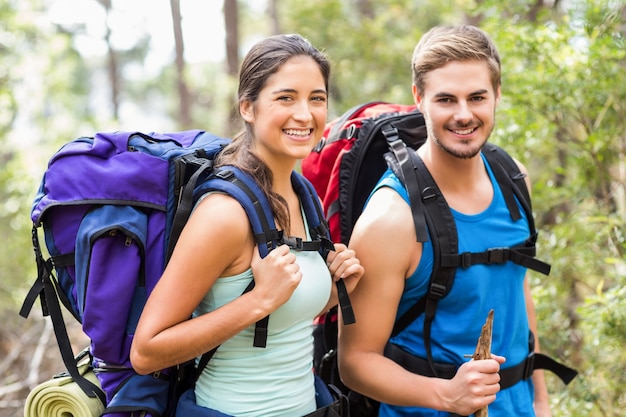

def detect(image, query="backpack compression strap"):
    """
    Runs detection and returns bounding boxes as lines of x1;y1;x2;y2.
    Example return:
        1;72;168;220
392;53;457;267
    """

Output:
20;227;107;404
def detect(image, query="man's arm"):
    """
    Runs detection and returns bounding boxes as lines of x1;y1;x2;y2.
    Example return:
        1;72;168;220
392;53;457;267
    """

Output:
339;187;502;415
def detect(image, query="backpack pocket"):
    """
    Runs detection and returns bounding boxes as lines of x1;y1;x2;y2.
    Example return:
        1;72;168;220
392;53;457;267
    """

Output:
101;371;170;417
76;205;148;365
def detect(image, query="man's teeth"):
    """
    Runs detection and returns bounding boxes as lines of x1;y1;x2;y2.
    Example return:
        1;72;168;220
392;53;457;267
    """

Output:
454;128;474;135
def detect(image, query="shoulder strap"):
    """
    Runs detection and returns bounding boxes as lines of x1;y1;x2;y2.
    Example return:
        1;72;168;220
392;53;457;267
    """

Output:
385;140;551;375
195;166;281;258
387;145;458;376
382;126;428;242
194;167;354;378
292;172;355;325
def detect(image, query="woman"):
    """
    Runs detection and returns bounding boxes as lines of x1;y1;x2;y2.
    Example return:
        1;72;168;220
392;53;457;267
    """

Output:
130;34;363;416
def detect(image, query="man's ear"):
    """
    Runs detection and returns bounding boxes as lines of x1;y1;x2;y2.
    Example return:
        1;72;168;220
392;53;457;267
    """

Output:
240;100;254;123
412;84;423;111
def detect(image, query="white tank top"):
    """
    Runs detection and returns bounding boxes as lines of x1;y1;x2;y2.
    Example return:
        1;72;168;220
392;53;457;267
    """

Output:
193;209;332;416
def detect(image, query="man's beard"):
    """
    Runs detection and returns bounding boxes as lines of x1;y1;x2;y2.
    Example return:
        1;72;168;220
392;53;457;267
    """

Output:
427;121;494;160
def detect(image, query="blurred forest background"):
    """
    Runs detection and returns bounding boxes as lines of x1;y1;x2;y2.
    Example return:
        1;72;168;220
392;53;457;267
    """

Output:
1;0;625;416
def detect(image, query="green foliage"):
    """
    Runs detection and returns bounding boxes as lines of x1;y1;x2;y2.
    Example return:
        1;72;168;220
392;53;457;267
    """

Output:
1;0;96;313
278;0;463;117
479;1;626;415
1;0;624;414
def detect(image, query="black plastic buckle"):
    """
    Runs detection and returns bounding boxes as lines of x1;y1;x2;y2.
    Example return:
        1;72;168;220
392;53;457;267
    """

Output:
487;247;509;264
215;169;235;181
282;236;304;250
523;351;536;380
460;252;472;268
429;283;447;298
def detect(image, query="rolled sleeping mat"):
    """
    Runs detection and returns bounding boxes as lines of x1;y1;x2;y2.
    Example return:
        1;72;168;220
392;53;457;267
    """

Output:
24;363;105;417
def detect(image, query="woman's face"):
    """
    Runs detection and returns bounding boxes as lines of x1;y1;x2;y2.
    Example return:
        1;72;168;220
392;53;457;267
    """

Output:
240;55;328;166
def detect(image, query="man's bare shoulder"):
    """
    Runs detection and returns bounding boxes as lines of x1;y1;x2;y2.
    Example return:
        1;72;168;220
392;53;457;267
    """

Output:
354;187;412;233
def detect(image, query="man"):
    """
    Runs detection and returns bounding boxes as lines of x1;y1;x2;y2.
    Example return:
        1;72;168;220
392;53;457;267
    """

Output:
339;25;552;417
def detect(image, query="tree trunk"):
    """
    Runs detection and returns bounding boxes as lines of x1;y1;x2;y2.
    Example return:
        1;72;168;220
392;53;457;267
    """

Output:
268;0;281;35
170;0;192;129
98;0;120;121
224;0;240;135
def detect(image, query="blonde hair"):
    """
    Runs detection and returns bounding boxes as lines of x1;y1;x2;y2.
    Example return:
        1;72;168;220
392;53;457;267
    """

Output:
412;25;501;95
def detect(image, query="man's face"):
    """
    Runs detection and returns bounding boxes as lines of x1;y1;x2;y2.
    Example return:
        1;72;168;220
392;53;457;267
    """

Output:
414;60;500;159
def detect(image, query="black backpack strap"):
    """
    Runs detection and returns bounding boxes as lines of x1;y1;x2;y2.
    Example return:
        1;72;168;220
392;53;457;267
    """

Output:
20;226;106;403
482;144;551;276
382;127;428;242
167;153;217;263
292;172;355;326
386;148;458;376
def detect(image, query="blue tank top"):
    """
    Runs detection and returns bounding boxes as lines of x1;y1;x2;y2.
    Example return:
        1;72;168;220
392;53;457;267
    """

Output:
373;155;536;417
193;204;332;416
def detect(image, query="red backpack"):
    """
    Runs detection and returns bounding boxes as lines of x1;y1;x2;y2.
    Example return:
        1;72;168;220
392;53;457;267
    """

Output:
303;102;420;244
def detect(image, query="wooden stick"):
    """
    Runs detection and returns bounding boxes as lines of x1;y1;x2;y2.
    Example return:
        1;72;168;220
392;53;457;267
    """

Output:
472;309;494;417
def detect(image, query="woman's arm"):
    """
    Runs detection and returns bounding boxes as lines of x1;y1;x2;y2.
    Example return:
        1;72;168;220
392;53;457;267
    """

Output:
130;193;302;374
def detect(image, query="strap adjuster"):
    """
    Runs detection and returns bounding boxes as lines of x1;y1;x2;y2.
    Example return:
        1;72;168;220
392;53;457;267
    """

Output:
487;247;509;264
523;351;536;380
429;283;447;298
281;236;304;250
460;252;472;268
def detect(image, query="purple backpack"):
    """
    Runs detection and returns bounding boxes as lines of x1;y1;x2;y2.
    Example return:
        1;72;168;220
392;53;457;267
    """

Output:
20;130;342;416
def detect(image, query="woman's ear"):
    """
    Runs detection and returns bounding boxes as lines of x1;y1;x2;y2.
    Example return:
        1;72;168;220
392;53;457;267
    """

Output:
240;100;254;123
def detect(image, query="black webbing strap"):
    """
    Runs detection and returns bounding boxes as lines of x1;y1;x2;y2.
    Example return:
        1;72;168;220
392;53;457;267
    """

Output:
167;157;214;263
382;139;557;379
20;226;106;403
482;144;551;275
440;243;551;276
293;173;355;326
386;149;458;375
382;127;428;242
410;153;458;376
385;338;578;389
